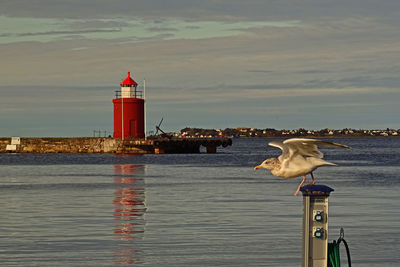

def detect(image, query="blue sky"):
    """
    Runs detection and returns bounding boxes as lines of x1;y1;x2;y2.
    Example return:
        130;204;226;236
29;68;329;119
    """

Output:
1;0;399;136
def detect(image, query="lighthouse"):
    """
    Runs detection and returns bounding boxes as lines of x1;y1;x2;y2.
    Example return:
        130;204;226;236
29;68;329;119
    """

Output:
113;72;145;139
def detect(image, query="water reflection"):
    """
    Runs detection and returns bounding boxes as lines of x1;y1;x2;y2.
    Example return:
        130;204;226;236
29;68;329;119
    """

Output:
113;164;146;265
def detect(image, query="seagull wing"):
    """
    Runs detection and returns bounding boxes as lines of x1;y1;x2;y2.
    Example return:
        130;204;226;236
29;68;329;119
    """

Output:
283;138;350;149
268;140;289;163
283;138;324;159
268;140;285;150
269;140;304;170
282;138;350;164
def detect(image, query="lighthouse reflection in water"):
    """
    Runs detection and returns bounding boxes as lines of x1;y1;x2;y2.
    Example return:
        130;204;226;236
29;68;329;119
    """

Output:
113;164;146;265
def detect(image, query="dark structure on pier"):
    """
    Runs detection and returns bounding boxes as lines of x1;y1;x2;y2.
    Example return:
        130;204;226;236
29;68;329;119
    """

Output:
144;138;232;154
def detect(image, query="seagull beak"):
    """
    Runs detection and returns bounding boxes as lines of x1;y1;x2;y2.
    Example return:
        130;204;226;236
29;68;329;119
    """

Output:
254;165;262;170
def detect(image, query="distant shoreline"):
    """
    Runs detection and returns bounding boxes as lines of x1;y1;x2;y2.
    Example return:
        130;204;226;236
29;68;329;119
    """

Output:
231;135;400;139
179;127;400;138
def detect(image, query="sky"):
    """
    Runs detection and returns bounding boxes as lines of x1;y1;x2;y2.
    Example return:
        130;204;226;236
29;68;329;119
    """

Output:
1;0;399;137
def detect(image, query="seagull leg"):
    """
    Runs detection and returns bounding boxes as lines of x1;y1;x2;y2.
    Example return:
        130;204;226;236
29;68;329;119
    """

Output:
311;172;316;185
294;176;307;196
305;172;316;186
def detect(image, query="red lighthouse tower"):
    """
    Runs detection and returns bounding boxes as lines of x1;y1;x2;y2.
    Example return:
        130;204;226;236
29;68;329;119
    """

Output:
113;72;145;139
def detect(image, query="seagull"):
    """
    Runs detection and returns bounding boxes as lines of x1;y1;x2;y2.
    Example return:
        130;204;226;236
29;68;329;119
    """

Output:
254;138;350;196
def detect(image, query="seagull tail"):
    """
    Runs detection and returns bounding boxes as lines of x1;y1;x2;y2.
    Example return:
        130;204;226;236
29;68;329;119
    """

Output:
318;141;351;149
310;158;338;167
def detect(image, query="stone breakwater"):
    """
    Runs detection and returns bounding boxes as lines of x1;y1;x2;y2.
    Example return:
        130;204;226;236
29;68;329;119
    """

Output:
0;137;151;154
0;137;232;154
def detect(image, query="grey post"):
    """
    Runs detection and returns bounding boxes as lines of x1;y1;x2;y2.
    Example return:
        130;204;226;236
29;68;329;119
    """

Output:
300;185;334;267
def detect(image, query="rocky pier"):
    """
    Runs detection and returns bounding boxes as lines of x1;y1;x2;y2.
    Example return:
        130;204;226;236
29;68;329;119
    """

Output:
0;137;232;154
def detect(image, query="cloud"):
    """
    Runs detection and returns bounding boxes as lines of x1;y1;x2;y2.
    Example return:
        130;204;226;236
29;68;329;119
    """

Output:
247;70;274;74
0;15;300;44
146;27;178;33
338;76;400;88
2;0;400;22
293;70;331;74
16;28;122;37
146;83;398;105
67;19;130;29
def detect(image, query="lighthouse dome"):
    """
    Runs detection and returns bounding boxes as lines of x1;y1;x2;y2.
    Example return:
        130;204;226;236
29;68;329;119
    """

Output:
120;72;137;86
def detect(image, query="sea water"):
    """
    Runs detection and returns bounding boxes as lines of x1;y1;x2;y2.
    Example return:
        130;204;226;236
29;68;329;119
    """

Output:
0;138;399;266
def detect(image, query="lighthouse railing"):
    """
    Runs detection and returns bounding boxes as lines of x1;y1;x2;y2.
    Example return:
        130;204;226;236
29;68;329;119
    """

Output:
115;90;143;99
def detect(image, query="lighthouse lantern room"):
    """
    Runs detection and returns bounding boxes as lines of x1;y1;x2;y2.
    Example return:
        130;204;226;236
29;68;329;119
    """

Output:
113;72;145;139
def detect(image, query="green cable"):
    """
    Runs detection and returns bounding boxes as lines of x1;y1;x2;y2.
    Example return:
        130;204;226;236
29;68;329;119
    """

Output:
328;241;341;267
328;228;352;267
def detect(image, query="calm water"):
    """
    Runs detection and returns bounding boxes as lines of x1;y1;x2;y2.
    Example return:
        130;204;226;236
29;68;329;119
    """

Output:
0;138;399;266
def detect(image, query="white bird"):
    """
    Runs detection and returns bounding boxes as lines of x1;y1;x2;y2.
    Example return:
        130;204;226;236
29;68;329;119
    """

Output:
254;138;350;196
